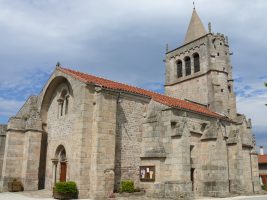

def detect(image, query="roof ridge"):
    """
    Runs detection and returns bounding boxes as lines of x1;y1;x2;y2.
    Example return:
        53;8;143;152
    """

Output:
58;66;165;97
57;66;225;119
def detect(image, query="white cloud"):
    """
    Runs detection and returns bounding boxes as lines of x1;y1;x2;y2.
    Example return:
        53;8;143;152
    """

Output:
0;0;266;144
0;97;24;117
237;94;267;128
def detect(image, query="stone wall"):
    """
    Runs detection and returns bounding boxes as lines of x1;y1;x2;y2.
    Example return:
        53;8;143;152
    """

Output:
41;71;92;199
241;147;253;193
0;67;260;199
114;94;148;191
0;125;7;179
165;75;208;105
165;33;237;119
251;152;261;192
89;88;118;199
165;37;209;105
0;97;43;192
0;130;25;191
16;96;38;119
21;131;42;191
199;136;229;197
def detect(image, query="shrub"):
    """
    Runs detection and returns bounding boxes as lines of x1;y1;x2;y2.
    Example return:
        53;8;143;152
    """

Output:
262;184;267;190
55;181;78;195
121;180;134;193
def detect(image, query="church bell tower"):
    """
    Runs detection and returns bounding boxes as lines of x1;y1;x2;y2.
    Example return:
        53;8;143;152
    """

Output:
164;8;237;119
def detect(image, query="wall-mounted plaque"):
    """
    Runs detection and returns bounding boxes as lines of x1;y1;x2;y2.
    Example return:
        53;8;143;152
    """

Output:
140;166;155;182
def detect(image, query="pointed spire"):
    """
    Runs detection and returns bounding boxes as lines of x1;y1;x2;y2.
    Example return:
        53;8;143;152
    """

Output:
184;9;207;44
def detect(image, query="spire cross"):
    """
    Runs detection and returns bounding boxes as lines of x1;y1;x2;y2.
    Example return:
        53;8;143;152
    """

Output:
193;1;195;9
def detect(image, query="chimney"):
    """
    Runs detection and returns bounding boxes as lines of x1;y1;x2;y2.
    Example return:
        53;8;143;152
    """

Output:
260;146;264;155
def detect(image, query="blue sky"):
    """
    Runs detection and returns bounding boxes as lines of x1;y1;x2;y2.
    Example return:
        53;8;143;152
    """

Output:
0;0;266;150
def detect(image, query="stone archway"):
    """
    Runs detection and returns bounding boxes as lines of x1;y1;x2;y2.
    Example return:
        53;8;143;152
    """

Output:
39;76;73;188
52;145;68;185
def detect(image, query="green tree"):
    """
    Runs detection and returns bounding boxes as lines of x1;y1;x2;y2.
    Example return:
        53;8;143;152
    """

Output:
265;82;267;87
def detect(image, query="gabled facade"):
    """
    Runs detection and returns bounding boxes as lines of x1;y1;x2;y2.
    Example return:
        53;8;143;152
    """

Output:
0;9;260;200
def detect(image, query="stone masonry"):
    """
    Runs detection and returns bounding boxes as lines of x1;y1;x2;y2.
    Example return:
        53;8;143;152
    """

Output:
0;125;6;180
0;8;261;200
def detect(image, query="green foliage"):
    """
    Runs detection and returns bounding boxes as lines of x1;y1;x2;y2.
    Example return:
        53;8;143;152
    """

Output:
265;82;267;87
121;180;134;193
55;181;78;194
262;184;267;190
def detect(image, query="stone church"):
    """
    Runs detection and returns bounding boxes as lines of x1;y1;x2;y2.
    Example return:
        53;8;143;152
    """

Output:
0;8;261;199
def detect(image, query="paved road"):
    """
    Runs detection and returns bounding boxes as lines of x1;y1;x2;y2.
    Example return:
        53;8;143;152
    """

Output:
0;192;52;200
197;196;267;200
0;191;267;200
116;196;267;200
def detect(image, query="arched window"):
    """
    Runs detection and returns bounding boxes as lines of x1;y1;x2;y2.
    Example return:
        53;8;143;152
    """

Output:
193;53;200;73
177;60;183;78
185;56;191;76
58;89;69;117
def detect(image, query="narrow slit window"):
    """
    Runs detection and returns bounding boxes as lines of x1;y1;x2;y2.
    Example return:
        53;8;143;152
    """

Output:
60;103;63;116
65;98;69;115
228;85;232;93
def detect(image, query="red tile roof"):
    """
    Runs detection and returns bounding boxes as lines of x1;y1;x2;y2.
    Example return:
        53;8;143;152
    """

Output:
259;155;267;164
58;67;226;119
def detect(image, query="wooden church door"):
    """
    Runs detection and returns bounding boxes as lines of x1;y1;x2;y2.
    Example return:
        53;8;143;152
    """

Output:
60;162;67;182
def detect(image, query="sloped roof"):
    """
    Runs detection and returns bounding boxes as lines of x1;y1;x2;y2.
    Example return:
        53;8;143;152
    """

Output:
259;155;267;164
58;67;225;119
184;9;207;44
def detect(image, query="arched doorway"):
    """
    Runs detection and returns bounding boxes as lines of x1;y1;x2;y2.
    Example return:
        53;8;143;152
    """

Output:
52;145;68;184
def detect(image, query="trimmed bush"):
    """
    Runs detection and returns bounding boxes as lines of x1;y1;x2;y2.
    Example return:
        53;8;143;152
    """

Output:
121;180;134;193
55;181;78;195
